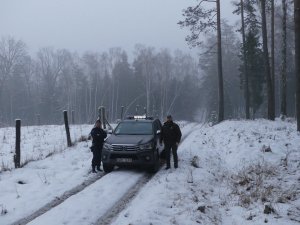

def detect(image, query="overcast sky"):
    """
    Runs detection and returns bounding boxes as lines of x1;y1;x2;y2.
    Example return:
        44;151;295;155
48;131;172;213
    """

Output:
0;0;237;56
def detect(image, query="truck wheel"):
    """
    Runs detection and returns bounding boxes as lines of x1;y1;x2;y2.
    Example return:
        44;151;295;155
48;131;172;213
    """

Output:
103;163;114;173
149;150;160;173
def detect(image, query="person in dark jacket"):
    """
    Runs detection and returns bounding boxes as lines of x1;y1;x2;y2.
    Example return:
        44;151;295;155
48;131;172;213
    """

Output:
160;115;182;169
90;119;107;173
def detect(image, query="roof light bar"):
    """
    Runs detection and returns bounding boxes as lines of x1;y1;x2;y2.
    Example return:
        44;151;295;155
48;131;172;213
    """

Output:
133;115;147;119
126;115;154;120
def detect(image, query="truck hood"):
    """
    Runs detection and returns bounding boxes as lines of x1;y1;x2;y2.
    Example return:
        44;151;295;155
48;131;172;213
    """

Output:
106;134;154;145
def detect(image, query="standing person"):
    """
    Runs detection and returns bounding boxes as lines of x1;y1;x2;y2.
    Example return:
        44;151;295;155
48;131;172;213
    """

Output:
160;115;182;169
90;119;107;173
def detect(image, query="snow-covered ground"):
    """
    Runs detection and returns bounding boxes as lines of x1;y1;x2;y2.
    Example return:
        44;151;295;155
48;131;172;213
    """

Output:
0;124;92;171
0;121;194;225
0;119;299;225
111;119;300;225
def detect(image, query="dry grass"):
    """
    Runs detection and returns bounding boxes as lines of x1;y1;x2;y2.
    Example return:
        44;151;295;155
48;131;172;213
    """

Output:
228;160;297;208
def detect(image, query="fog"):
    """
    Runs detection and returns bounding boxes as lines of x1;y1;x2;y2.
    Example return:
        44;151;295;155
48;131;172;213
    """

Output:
0;0;237;55
2;0;273;127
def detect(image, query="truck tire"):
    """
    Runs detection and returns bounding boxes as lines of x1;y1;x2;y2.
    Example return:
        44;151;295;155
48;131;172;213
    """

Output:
103;163;114;173
149;150;160;173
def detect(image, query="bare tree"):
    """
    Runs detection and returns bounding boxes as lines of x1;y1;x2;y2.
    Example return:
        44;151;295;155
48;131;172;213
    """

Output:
241;0;250;119
0;37;26;99
36;47;71;123
83;52;101;121
0;37;27;124
109;48;127;121
133;45;156;115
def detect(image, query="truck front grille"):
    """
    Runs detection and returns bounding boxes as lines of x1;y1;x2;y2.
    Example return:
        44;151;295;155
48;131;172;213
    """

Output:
112;145;139;151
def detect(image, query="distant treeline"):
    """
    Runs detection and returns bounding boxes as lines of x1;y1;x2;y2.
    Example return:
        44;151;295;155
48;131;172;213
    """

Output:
0;0;297;126
0;40;202;126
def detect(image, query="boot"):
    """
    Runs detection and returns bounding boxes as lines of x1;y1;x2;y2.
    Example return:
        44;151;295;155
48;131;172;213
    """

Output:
92;166;97;173
96;166;102;171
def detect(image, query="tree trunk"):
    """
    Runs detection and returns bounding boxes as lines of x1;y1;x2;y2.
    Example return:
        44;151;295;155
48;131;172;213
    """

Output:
271;0;275;101
261;0;275;120
146;68;151;116
295;0;300;131
115;80;120;121
216;0;224;122
94;74;98;120
241;0;250;119
281;0;287;117
111;76;115;121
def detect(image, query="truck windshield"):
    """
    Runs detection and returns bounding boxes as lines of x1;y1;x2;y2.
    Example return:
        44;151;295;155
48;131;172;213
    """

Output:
114;121;153;135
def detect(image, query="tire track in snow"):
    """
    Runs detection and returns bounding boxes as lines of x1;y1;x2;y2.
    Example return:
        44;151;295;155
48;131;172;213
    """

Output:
10;122;199;225
10;172;106;225
95;123;200;225
95;173;153;225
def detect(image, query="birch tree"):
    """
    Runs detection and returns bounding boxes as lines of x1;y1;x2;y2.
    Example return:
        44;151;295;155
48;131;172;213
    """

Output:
133;45;156;115
0;37;27;124
37;48;71;123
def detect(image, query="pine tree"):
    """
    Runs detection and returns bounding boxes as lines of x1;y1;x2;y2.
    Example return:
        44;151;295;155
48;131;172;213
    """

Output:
295;0;300;130
240;31;265;117
179;0;224;122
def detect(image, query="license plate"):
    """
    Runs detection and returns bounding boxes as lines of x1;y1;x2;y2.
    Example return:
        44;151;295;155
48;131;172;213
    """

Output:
116;158;132;163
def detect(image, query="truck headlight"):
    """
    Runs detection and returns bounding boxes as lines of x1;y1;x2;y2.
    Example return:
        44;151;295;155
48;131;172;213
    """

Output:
103;143;112;150
139;142;153;150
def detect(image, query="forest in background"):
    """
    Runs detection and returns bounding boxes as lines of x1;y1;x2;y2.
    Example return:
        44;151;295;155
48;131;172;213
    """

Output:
0;42;202;126
0;0;298;126
180;0;297;124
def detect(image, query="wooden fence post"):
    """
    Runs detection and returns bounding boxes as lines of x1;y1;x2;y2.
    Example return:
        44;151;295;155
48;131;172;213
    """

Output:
63;110;72;147
14;119;21;168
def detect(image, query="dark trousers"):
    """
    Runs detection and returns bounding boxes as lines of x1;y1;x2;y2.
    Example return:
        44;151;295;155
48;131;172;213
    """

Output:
165;143;178;167
92;146;102;168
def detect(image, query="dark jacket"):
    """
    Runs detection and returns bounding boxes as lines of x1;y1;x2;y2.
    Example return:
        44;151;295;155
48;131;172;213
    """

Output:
91;127;107;146
161;121;182;145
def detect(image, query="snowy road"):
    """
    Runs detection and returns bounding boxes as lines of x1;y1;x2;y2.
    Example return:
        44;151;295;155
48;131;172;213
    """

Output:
27;171;145;225
2;119;298;225
26;122;196;225
1;121;196;225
